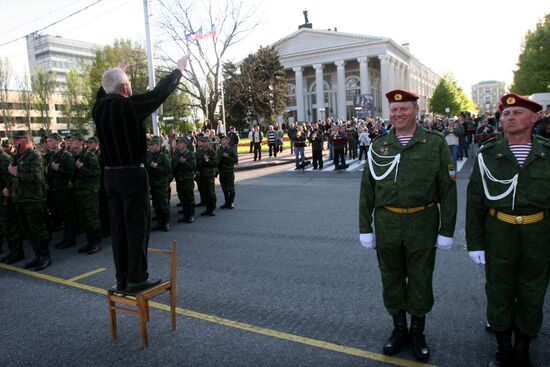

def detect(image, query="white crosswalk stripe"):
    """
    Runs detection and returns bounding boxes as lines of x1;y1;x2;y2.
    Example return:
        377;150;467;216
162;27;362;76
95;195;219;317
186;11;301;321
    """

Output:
288;158;469;174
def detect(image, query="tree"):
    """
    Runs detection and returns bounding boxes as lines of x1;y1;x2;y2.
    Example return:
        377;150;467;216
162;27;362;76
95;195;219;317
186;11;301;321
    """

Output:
510;14;550;94
429;74;476;116
87;39;149;113
223;46;286;128
0;57;13;138
158;0;260;125
32;67;57;134
16;72;34;133
63;67;89;132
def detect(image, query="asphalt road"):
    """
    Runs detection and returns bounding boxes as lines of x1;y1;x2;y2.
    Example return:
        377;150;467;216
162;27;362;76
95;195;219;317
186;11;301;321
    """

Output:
1;159;549;367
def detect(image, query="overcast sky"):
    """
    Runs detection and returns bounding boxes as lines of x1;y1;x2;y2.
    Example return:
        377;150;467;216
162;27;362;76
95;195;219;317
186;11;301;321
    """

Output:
0;0;549;96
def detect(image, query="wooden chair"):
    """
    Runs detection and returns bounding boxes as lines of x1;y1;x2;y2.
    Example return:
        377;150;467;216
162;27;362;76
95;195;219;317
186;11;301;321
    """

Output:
107;240;177;347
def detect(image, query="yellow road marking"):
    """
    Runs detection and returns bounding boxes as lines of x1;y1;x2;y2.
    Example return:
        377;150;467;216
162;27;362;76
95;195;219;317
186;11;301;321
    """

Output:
0;263;437;367
66;267;107;282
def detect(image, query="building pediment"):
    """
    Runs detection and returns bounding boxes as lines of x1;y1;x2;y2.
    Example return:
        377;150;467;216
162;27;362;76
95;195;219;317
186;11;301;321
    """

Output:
274;28;387;57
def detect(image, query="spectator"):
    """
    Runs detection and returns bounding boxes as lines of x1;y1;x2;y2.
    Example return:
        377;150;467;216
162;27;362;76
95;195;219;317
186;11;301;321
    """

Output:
358;127;371;160
288;122;297;154
266;125;278;158
251;125;263;161
293;126;307;169
309;128;324;169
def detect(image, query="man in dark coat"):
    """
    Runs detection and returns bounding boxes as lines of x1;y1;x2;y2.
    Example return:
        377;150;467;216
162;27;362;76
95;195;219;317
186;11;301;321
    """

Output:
92;55;188;292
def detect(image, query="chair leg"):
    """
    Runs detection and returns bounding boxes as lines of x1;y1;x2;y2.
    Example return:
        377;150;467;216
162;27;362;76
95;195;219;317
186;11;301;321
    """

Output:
137;296;149;347
170;286;176;331
145;300;150;322
108;296;117;340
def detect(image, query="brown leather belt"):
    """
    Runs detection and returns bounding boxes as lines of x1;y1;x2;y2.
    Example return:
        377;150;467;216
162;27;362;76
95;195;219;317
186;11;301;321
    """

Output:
383;203;435;214
488;208;546;225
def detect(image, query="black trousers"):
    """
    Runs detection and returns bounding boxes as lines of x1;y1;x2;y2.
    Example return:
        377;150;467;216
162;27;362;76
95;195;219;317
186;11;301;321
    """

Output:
268;143;277;157
104;167;150;283
253;143;262;160
312;149;323;169
334;149;346;167
359;145;368;160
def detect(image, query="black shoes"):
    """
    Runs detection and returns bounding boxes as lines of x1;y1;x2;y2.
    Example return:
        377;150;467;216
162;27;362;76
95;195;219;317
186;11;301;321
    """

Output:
24;255;41;269
489;330;514;367
410;315;430;362
383;310;409;355
34;254;51;271
0;252;25;264
126;278;161;293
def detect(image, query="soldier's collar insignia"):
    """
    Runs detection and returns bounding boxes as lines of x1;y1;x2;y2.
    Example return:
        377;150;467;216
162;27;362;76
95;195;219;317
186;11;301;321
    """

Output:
380;146;389;155
394;93;402;101
506;96;516;105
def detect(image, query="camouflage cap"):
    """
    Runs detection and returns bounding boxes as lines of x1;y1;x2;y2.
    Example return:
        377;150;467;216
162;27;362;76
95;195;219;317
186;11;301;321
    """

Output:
48;132;62;141
176;136;189;144
12;131;32;140
69;132;84;141
199;136;211;143
1;140;11;148
148;136;161;145
86;136;99;144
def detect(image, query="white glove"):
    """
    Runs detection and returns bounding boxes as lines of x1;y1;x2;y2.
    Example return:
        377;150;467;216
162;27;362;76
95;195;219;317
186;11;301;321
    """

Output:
360;233;376;249
469;251;486;264
436;235;453;250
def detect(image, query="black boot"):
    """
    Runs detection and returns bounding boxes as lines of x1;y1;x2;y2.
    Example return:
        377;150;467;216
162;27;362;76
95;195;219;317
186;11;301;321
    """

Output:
24;253;41;269
228;192;235;209
86;232;101;255
514;330;533;367
34;247;51;271
383;310;409;355
200;199;211;216
186;203;195;223
57;223;77;249
78;232;94;253
209;198;216;216
410;315;430;362
488;330;514;367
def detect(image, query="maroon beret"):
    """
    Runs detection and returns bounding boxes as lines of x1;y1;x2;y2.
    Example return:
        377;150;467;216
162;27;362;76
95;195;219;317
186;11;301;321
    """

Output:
499;93;542;113
385;89;419;104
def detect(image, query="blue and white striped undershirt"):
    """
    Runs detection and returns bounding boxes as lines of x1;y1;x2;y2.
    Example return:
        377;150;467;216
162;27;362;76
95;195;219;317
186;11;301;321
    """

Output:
396;135;413;146
509;143;532;166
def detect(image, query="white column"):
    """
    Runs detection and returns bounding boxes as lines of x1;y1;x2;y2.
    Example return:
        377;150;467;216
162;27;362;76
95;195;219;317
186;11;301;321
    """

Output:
293;66;305;122
335;60;346;120
313;63;325;121
403;65;410;90
358;57;370;95
378;54;390;119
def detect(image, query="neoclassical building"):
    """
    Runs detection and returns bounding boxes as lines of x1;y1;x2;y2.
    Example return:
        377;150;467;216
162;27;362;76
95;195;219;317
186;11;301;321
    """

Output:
273;28;439;122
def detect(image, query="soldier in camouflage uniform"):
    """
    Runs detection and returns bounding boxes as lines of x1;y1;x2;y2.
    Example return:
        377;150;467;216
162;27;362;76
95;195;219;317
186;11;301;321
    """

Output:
172;136;196;223
196;136;218;216
87;136;110;238
359;90;457;362
194;137;206;207
466;94;550;367
0;141;23;264
46;133;77;249
70;132;101;254
8;131;51;271
146;137;171;232
217;135;237;209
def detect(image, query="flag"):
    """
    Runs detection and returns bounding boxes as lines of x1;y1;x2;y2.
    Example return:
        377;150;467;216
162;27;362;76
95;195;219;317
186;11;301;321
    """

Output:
194;27;204;40
185;33;194;42
207;24;216;37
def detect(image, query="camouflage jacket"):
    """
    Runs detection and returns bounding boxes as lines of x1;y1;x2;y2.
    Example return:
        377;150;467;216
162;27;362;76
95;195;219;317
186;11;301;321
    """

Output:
171;149;196;181
217;145;237;173
13;148;46;203
196;148;218;177
73;149;100;195
146;150;171;188
359;124;457;236
48;149;75;191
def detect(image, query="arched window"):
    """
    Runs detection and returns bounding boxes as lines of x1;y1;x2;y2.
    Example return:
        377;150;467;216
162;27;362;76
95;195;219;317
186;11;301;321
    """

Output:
309;81;331;105
285;84;296;106
345;76;361;101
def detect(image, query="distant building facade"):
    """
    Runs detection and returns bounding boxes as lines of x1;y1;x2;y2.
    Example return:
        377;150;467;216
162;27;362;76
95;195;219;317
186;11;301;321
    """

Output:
26;33;100;90
0;89;91;139
273;28;440;122
471;80;506;115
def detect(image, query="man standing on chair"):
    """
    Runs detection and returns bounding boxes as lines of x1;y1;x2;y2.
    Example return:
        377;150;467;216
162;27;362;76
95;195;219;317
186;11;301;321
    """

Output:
93;55;188;293
359;89;457;363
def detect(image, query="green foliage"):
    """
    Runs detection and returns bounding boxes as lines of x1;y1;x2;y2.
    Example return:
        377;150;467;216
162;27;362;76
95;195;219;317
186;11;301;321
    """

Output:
429;74;476;115
223;46;286;129
0;57;13;137
86;39;148;112
510;14;550;94
63;67;90;132
32;67;57;133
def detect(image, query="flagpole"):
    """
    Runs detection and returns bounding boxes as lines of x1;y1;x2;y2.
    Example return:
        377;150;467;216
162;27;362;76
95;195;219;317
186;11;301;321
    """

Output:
143;0;159;136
